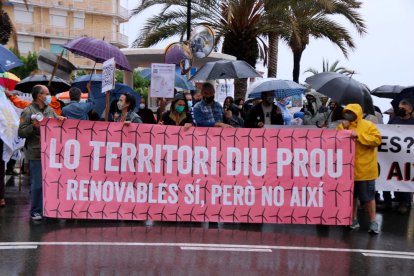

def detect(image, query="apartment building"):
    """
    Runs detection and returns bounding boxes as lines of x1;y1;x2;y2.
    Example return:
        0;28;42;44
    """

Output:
4;0;129;70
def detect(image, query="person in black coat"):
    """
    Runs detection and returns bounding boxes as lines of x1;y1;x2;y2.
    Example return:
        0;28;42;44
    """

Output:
161;93;193;128
138;97;156;124
245;91;284;128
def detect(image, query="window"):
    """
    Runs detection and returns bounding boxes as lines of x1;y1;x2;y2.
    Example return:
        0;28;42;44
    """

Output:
14;4;33;24
50;9;67;28
50;39;68;56
73;12;84;30
17;35;34;54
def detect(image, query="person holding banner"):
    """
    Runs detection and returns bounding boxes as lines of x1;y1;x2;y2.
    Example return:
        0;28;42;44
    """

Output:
18;85;64;221
245;91;284;128
113;93;142;124
160;93;193;128
61;87;94;120
193;83;231;128
380;98;414;214
337;103;382;234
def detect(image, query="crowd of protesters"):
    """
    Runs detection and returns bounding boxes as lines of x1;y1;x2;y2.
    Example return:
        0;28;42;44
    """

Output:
0;80;413;235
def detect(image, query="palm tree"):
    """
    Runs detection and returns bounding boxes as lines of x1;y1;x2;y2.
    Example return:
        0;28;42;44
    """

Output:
305;59;355;76
0;1;28;54
276;0;366;82
130;0;273;99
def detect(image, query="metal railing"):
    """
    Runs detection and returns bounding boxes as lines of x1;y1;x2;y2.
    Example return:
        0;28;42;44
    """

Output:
12;0;128;20
15;23;129;47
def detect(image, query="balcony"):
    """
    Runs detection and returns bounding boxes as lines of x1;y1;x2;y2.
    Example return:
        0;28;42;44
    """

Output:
11;0;129;22
14;23;129;48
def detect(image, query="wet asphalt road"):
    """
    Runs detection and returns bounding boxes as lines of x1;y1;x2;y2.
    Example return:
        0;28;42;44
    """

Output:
1;174;414;275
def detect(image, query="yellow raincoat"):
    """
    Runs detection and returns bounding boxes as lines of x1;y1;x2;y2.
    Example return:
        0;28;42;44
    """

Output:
337;104;382;181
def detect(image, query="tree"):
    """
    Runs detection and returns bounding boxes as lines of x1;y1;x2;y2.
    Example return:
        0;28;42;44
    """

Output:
130;0;273;99
9;50;38;79
0;1;28;54
304;59;355;76
276;0;366;82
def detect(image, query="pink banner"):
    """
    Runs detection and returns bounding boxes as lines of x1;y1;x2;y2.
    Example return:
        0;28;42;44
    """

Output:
41;119;354;225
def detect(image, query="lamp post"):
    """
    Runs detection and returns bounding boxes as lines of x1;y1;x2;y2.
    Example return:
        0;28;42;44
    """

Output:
187;0;191;41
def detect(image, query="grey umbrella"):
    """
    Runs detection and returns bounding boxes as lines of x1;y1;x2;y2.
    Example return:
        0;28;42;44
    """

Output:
189;60;261;81
371;85;406;99
305;72;375;115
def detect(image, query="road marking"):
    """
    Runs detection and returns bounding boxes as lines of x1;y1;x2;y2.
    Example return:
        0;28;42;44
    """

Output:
0;242;413;257
180;246;272;252
0;246;38;250
362;253;414;260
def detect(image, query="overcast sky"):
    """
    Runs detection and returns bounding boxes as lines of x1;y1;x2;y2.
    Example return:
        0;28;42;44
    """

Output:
121;0;414;112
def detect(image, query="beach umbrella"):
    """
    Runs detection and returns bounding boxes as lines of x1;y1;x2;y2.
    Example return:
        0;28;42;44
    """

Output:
305;72;375;115
139;68;196;90
247;78;306;99
63;37;132;71
0;72;20;91
189;60;261;81
15;74;70;95
0;45;23;72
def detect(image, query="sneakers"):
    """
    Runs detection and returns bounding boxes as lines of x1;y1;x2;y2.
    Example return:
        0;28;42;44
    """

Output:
349;219;360;230
369;221;379;235
31;213;43;221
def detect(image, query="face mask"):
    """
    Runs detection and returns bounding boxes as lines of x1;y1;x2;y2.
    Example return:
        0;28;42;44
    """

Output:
139;103;146;109
44;95;52;106
397;108;407;117
265;96;274;104
175;106;185;114
187;101;193;108
343;112;357;122
204;96;214;104
117;101;124;110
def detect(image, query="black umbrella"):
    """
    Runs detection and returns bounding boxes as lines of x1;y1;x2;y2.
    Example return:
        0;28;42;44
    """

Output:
371;85;406;99
189;60;261;81
391;87;414;111
15;74;71;95
305;72;375;115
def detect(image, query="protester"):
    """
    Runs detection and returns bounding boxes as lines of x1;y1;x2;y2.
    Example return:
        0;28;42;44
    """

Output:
223;96;234;111
276;97;293;125
193;90;202;104
138;97;156;124
160;93;192;128
61;87;94;120
245;91;284;128
235;98;245;118
225;104;244;128
301;91;329;126
113;93;142;124
184;92;193;109
325;101;344;128
193;83;231;128
337;103;382;234
4;90;63;115
379;98;414;214
18;85;64;221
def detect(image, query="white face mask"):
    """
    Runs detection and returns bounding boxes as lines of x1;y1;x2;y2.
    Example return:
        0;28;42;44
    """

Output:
139;103;146;109
117;101;124;110
44;95;52;106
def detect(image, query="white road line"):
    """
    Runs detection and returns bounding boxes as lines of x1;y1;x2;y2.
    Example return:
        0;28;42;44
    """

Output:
180;247;272;252
0;246;38;250
0;242;413;257
362;253;414;260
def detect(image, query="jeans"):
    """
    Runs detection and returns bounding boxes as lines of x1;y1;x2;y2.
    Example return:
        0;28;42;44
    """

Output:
29;160;42;215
